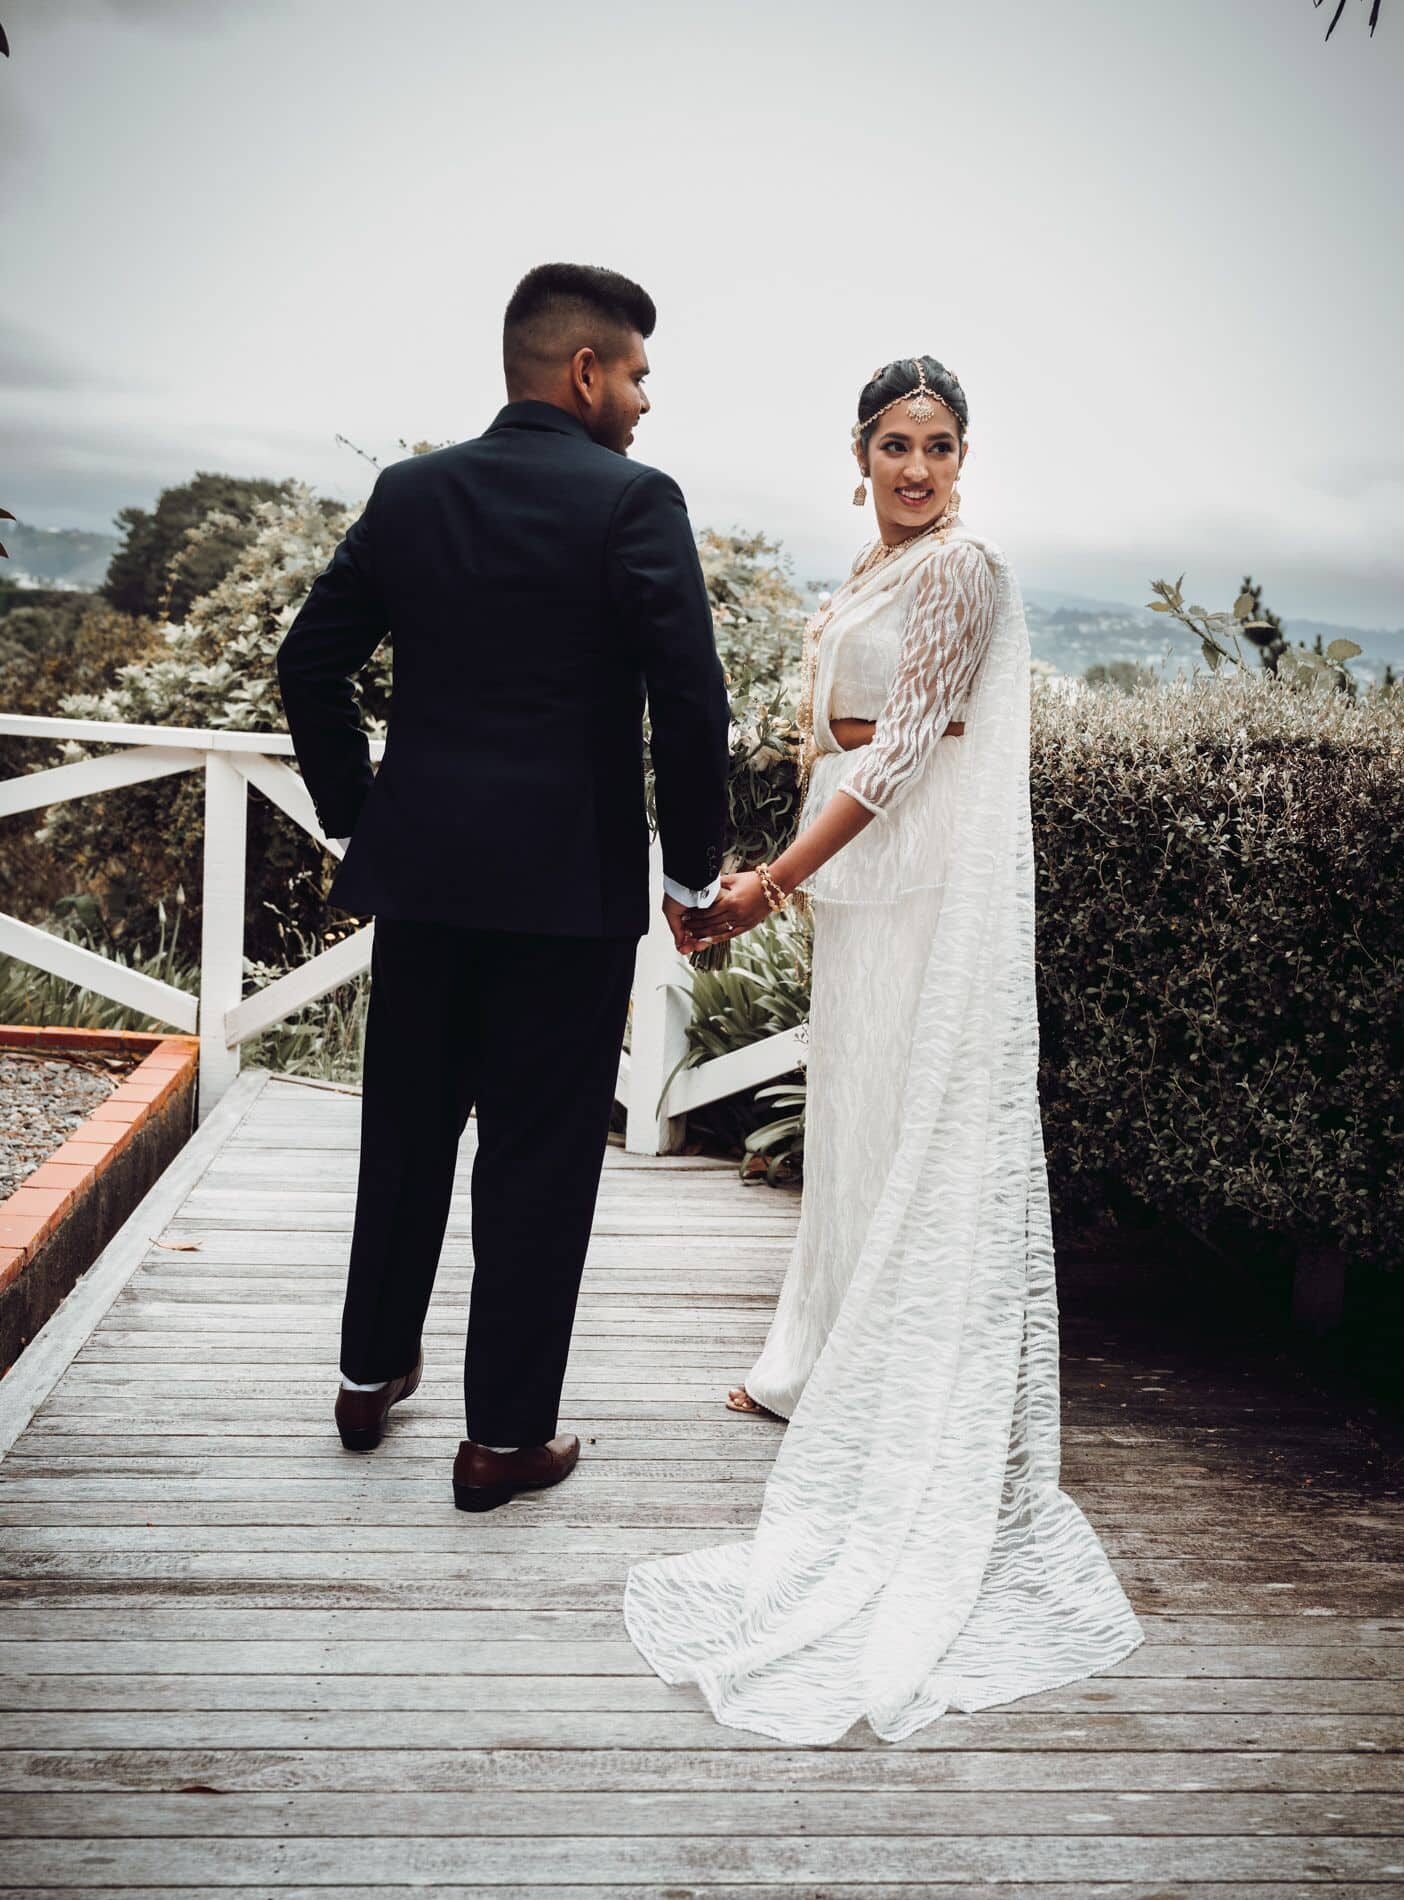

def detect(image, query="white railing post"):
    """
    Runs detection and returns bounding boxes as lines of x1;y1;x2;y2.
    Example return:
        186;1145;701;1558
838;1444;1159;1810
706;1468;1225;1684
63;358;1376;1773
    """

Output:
198;751;248;1120
626;837;692;1156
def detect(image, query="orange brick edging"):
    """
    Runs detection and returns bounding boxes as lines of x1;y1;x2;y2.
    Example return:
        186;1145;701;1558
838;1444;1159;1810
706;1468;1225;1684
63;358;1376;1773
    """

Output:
0;1030;200;1295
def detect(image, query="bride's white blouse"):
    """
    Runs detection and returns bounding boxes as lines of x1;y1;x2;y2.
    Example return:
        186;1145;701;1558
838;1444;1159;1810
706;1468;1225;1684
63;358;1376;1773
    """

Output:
795;530;1001;908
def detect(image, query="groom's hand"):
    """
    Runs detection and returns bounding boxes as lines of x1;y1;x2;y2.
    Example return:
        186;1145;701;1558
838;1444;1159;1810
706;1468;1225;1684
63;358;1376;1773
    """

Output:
661;892;702;953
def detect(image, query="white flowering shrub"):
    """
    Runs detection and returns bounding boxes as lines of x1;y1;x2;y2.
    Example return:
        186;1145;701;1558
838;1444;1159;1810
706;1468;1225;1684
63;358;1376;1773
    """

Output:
38;485;389;959
684;530;809;874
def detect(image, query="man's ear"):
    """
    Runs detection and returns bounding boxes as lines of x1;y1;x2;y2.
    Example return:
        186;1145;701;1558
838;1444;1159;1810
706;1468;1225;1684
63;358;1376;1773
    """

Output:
571;345;598;406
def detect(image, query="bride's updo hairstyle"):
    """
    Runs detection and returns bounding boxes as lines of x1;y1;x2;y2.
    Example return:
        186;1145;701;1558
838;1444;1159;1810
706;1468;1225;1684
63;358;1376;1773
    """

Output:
855;357;969;452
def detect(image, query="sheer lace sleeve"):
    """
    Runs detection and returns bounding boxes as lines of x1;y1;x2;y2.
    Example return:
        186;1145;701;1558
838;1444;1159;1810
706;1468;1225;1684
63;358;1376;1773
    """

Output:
842;539;998;819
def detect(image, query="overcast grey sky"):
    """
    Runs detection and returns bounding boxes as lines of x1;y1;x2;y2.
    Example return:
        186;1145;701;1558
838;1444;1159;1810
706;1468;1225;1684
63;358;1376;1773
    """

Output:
3;0;1400;622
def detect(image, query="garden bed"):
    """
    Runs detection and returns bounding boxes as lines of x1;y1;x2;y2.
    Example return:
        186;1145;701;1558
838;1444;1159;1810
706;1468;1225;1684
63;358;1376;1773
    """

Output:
0;1026;199;1374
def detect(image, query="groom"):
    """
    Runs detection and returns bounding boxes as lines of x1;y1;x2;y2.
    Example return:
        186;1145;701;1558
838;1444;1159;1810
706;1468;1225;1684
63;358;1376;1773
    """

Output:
276;263;731;1510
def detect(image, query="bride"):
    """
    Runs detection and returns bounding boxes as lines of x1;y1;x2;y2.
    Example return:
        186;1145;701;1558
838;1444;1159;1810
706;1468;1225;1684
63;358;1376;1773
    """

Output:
622;356;1144;1745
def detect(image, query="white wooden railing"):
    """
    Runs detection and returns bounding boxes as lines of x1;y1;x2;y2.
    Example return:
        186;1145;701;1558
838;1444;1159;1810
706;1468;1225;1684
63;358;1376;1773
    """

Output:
0;714;806;1153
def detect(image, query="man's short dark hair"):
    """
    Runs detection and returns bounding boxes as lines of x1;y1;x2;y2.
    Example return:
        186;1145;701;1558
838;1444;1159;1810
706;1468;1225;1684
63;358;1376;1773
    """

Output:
503;263;656;387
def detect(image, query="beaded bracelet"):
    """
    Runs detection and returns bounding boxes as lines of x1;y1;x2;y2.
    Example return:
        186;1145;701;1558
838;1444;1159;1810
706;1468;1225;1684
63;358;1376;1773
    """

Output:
756;862;791;913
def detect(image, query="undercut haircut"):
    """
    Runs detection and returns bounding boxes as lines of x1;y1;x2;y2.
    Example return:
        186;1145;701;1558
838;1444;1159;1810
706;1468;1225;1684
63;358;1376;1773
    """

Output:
503;263;657;389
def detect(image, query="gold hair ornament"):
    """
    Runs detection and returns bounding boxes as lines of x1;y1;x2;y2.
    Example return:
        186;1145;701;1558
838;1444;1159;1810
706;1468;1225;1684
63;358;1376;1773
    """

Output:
852;359;965;444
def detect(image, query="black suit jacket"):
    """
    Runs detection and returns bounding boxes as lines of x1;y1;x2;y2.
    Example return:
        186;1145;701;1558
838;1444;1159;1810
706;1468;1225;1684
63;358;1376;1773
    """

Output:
275;401;731;938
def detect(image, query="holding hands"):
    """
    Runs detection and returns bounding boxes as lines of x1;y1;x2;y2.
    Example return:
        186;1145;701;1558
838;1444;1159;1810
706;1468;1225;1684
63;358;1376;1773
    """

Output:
662;868;789;955
660;780;877;955
688;870;773;949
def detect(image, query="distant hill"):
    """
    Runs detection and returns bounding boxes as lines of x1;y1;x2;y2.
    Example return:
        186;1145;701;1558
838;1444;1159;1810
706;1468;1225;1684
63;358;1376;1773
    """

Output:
1020;593;1404;687
2;521;119;592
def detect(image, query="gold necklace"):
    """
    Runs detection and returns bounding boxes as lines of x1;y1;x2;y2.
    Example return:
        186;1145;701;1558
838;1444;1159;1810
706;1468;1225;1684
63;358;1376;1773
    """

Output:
856;502;958;575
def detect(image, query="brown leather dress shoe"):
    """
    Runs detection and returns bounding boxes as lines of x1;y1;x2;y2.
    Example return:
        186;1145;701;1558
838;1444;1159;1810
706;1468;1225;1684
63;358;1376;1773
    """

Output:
452;1433;580;1512
334;1348;424;1451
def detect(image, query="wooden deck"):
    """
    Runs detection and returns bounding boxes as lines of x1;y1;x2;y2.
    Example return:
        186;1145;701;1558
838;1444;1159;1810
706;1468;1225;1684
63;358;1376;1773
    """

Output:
0;1067;1400;1895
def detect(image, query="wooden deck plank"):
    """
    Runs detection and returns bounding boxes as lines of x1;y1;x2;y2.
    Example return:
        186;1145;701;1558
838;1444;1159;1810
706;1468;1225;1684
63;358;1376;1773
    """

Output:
3;1787;1401;1834
0;1639;1395;1679
2;1525;1394;1565
4;1888;1399;1900
2;1672;1400;1715
4;1606;1394;1645
0;1072;1400;1894
5;1890;1402;1900
0;1833;1398;1885
3;1889;1400;1900
4;1748;1400;1796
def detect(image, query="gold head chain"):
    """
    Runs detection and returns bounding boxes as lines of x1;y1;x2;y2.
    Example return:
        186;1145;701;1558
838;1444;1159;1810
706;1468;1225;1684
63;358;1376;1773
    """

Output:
849;358;965;444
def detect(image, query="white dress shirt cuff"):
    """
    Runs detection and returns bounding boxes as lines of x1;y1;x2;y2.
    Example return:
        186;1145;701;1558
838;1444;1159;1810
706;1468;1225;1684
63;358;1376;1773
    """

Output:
663;871;721;910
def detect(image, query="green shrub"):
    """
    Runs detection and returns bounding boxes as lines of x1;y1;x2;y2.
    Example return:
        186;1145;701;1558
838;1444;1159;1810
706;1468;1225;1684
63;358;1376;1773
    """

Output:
666;907;811;1176
698;527;806;693
1033;669;1402;1274
0;596;165;928
652;529;808;871
32;484;385;963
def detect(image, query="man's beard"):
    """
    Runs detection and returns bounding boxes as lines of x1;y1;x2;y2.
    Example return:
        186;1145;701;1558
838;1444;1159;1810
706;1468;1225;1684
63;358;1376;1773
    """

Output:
588;394;633;456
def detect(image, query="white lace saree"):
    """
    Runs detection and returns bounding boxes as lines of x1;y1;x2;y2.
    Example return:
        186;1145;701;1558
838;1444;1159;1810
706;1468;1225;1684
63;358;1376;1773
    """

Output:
623;520;1144;1745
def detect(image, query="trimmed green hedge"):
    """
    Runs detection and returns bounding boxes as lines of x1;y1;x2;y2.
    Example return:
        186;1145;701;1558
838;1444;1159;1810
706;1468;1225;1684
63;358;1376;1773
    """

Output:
1031;671;1402;1275
690;668;1402;1280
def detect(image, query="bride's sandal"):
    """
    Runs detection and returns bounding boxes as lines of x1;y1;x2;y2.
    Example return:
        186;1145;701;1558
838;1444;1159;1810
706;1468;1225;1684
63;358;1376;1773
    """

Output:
725;1384;781;1419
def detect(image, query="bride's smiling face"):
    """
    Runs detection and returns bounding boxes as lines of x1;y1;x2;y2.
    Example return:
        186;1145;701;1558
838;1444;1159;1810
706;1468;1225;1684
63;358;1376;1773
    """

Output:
857;415;966;542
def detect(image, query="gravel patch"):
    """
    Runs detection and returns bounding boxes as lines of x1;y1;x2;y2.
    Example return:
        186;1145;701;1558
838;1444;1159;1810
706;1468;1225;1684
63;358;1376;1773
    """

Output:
0;1050;140;1202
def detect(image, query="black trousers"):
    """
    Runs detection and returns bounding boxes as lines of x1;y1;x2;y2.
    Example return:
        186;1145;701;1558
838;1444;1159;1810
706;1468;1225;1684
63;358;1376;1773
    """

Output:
339;918;639;1447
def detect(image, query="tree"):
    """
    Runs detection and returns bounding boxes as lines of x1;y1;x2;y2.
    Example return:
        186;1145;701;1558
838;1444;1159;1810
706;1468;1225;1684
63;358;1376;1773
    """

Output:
1237;574;1289;674
102;472;293;622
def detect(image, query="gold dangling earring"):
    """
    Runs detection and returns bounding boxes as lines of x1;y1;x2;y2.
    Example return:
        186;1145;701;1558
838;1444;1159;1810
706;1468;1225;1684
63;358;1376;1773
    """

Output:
852;474;868;508
946;483;962;518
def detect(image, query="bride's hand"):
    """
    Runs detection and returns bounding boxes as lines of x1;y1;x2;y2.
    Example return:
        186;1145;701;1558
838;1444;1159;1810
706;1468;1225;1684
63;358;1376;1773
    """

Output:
684;871;772;947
